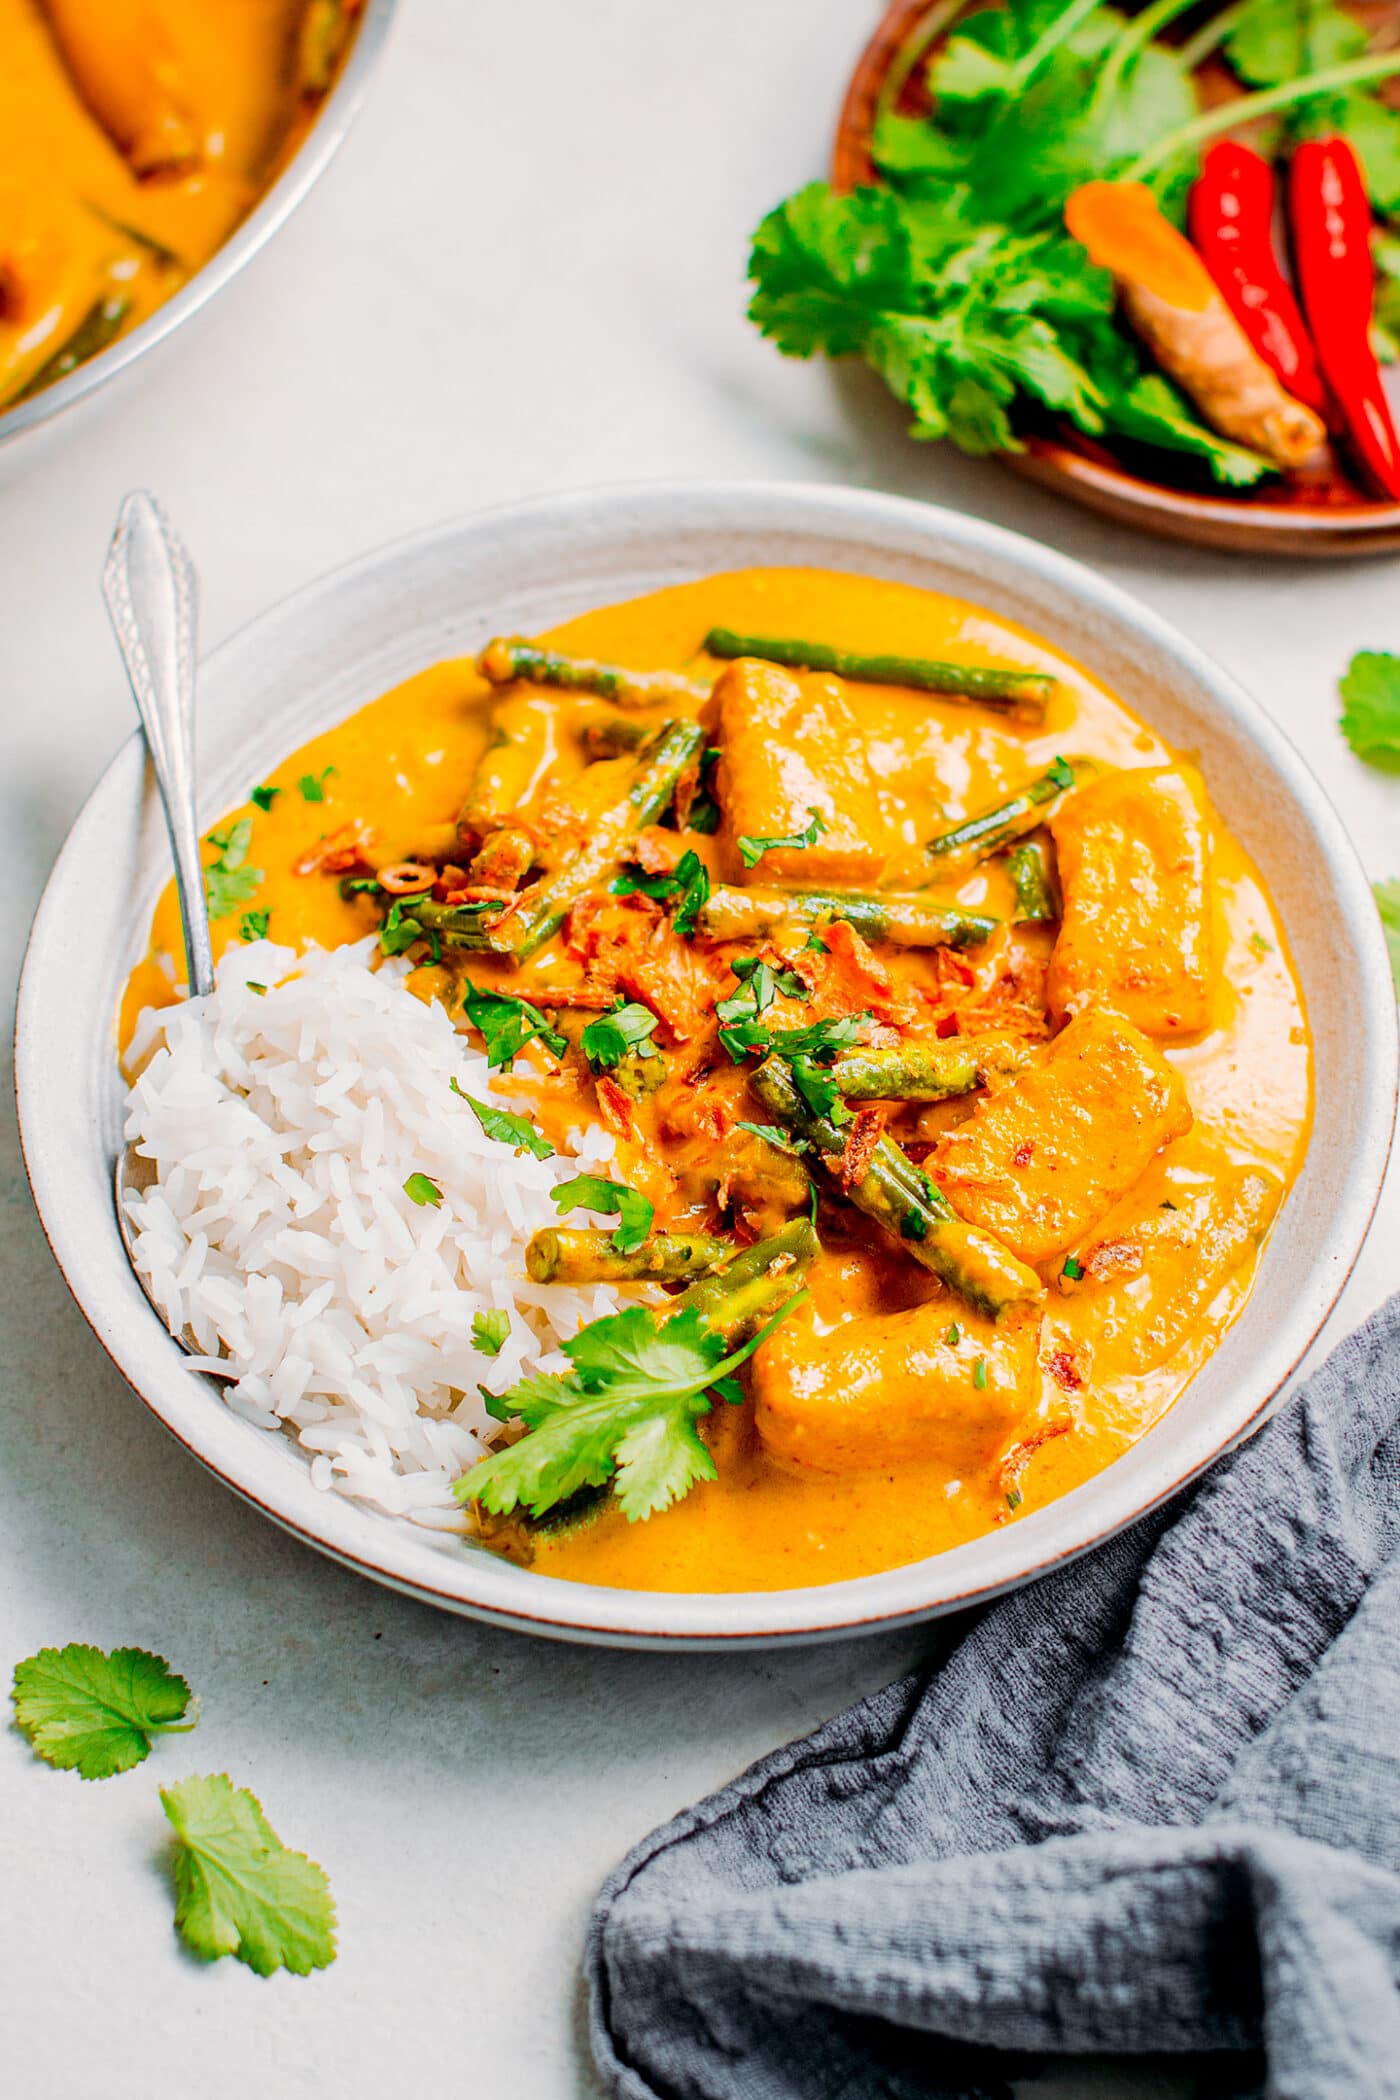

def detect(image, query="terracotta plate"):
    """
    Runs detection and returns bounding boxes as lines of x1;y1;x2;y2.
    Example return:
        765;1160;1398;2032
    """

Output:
834;0;1400;555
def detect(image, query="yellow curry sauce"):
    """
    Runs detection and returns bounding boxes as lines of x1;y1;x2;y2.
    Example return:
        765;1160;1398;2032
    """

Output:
1;0;362;411
121;567;1312;1593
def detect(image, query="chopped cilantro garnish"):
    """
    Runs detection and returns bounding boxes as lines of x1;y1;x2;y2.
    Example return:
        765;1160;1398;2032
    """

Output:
461;982;568;1069
450;1082;553;1160
246;982;267;996
610;849;710;935
403;1172;443;1208
473;1309;511;1357
718;1009;870;1067
250;785;280;812
11;1643;194;1780
973;1356;988;1390
1006;1488;1023;1512
1062;1254;1084;1281
298;767;336;803
551;1173;654;1254
737;806;827;870
378;897;426;957
736;1120;809;1156
239;909;270;943
1047;754;1075;791
802;931;829;953
790;1053;852;1126
1247;932;1274;958
161;1773;335;1975
454;1292;804;1523
900;1207;928;1242
205;818;263;920
945;1323;960;1346
581;1001;660;1072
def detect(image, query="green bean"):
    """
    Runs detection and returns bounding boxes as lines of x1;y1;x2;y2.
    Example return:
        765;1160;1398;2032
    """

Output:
1006;838;1059;923
826;1036;1032;1101
699;884;997;950
477;638;710;708
703;627;1053;715
926;758;1093;870
750;1059;1042;1317
526;1229;734;1285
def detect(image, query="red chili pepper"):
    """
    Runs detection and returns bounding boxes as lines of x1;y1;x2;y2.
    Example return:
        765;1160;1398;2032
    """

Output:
1290;136;1400;501
1188;141;1328;418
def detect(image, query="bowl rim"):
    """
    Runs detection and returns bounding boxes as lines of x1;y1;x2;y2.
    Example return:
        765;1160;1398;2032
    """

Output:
830;0;1400;550
0;0;399;453
15;478;1398;1647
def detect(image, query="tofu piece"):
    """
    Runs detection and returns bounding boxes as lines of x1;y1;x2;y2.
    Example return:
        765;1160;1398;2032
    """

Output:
754;1299;1041;1474
1047;766;1213;1037
713;658;907;886
1067;1154;1282;1375
927;1006;1194;1266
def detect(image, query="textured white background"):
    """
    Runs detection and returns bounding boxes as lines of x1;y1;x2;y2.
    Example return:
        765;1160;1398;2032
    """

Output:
2;4;1396;2097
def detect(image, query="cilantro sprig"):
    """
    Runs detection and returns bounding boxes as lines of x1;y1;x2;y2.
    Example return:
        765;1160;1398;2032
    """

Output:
161;1774;336;1976
473;1309;511;1356
1340;651;1400;772
11;1643;194;1779
298;767;336;803
737;806;827;870
455;1294;804;1523
718;1008;871;1068
205;819;263;921
716;956;811;1025
551;1173;654;1253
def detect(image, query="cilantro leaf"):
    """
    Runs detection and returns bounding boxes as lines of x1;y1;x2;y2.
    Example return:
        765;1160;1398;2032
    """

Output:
461;982;568;1069
789;1053;852;1127
404;1172;443;1207
737;806;828;869
718;1009;871;1067
451;1082;553;1159
160;1773;335;1976
378;897;426;957
11;1643;194;1779
1377;879;1400;995
1226;0;1365;90
239;909;270;943
551;1173;654;1253
736;1120;810;1156
298;768;335;803
581;1001;660;1072
205;818;263;920
1340;651;1400;772
473;1309;511;1356
250;785;280;812
610;848;710;935
455;1294;805;1523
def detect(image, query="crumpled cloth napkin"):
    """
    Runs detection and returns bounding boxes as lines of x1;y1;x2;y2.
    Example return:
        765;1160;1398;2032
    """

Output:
588;1293;1400;2100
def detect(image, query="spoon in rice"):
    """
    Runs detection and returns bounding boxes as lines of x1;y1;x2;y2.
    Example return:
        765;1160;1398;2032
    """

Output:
104;493;222;1355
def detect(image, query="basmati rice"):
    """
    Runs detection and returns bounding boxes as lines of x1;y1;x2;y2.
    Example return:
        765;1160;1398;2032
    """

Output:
121;937;638;1530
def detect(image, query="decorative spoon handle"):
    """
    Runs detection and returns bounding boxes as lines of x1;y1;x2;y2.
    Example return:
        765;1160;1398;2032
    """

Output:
102;492;214;999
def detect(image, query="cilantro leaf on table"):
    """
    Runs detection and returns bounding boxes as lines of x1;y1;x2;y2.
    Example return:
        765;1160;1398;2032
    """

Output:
461;982;568;1069
1340;651;1400;770
11;1644;194;1779
473;1309;511;1357
551;1173;654;1253
1376;880;1400;994
611;848;710;935
451;1082;554;1159
581;1001;660;1072
455;1295;804;1523
205;819;263;921
737;806;827;869
160;1773;335;1976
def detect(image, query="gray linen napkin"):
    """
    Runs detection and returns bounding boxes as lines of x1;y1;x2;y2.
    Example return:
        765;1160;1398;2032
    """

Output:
588;1292;1400;2100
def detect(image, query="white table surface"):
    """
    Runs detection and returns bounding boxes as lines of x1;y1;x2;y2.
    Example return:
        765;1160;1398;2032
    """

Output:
3;4;1396;2096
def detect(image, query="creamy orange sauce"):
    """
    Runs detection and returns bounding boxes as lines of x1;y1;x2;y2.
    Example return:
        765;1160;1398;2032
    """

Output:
0;0;361;410
122;567;1312;1593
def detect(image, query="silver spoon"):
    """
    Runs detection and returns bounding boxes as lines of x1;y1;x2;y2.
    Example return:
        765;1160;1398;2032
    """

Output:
105;493;223;1361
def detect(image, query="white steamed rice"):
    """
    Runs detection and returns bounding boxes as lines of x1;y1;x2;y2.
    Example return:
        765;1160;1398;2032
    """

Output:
121;937;638;1530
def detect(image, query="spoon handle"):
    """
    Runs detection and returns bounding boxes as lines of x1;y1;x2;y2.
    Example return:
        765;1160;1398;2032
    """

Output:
102;492;215;1000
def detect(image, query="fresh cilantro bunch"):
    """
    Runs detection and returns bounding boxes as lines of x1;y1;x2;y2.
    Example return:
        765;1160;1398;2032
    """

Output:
749;178;1267;482
455;1296;801;1523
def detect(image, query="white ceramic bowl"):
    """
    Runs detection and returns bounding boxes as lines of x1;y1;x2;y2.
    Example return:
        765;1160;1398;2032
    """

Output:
0;0;398;477
16;483;1397;1647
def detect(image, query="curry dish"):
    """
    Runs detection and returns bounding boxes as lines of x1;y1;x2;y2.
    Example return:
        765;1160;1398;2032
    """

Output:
124;567;1311;1593
1;0;363;412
